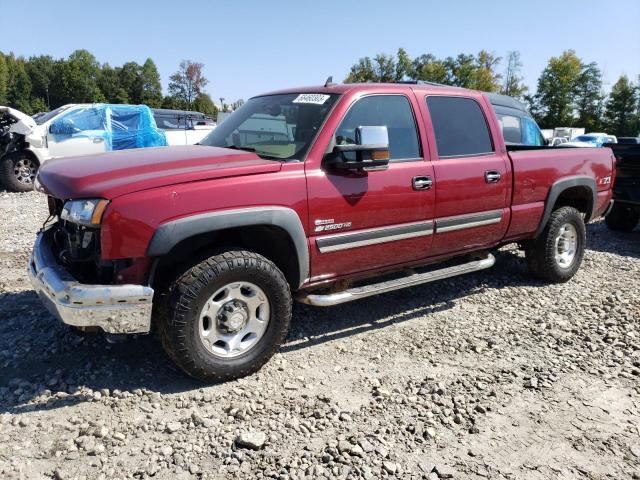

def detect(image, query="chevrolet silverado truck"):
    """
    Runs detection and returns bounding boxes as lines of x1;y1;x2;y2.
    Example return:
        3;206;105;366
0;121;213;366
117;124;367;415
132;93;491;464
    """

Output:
29;82;615;381
605;143;640;231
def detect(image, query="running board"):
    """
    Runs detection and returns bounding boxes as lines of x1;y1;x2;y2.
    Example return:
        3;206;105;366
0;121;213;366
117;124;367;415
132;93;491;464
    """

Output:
298;253;495;307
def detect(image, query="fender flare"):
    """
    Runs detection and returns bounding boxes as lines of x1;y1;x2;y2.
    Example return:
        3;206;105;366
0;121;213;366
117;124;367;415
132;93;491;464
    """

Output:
146;206;309;287
535;176;596;237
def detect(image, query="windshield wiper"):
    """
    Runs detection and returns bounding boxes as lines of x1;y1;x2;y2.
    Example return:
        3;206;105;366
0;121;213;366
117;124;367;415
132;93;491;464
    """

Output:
223;144;284;161
224;145;256;152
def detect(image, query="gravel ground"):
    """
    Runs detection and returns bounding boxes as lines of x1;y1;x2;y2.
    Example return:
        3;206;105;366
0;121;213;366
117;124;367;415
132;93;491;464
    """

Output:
0;190;639;480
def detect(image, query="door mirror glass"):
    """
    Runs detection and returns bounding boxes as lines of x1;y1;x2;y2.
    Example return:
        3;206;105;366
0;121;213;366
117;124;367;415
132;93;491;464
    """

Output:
327;126;390;172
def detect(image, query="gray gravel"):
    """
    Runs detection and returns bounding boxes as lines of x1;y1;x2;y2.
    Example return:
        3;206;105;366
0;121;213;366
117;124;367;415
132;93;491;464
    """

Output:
0;190;639;479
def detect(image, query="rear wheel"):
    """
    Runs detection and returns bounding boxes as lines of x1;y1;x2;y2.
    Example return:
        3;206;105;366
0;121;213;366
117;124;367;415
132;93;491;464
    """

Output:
158;250;292;382
605;203;640;232
525;206;586;283
0;152;38;192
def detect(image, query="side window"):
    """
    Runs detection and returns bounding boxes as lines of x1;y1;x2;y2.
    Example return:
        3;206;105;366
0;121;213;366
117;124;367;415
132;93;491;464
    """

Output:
50;107;106;136
335;95;420;161
426;96;493;158
497;114;522;144
522;117;544;146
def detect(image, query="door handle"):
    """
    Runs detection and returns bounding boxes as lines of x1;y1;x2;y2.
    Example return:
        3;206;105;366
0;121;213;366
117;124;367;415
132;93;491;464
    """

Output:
92;137;104;143
412;176;433;190
485;170;501;183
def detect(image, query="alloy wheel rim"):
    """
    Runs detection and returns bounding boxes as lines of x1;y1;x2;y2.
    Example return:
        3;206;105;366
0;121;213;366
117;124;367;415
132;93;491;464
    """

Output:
13;158;37;185
198;281;270;358
554;223;578;268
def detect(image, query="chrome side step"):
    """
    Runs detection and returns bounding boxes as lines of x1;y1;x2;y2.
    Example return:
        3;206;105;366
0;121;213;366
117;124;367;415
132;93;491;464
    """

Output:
297;253;495;307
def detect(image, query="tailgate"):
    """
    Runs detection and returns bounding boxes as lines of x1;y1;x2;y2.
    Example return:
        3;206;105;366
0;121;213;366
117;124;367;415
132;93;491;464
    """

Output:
608;144;640;204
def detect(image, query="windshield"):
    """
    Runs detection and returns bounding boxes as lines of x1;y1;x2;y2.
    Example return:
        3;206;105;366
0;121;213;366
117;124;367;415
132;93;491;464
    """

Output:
199;93;340;160
34;105;72;125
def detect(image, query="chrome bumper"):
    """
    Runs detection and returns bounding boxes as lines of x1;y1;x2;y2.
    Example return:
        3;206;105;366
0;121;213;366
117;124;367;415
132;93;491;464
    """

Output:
28;229;154;334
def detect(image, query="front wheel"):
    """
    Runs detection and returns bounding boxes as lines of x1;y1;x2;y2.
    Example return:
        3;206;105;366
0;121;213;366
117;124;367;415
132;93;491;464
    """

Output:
158;250;292;382
605;203;640;232
525;206;586;283
0;152;38;192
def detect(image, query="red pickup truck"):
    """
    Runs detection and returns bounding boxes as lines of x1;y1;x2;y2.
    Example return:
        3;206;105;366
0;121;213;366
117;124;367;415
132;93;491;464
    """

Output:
30;82;615;381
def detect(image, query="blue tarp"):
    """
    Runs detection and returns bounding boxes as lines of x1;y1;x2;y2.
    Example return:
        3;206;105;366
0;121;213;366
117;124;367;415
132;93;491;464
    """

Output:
49;104;167;151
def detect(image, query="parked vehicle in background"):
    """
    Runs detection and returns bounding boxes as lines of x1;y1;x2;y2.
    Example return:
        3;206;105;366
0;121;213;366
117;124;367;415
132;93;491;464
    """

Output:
152;109;215;145
540;129;554;143
0;104;167;192
549;137;569;146
486;93;545;146
562;133;618;148
617;137;640;145
554;127;585;140
605;143;640;232
30;82;615;381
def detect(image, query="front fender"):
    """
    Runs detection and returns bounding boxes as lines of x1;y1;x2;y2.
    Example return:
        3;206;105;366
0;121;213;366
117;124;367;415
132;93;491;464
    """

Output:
146;206;309;287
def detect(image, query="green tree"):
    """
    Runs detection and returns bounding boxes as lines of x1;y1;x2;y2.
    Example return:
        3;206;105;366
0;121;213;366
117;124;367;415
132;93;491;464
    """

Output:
118;61;143;103
0;52;9;104
140;58;163;107
395;48;414;81
98;64;128;103
5;54;32;113
501;51;528;99
532;50;582;128
444;54;476;88
193;93;218;115
604;75;638;136
345;56;377;83
161;95;183;110
574;62;604;132
168;60;208;108
473;50;502;92
61;49;104;104
25;55;55;108
412;54;448;84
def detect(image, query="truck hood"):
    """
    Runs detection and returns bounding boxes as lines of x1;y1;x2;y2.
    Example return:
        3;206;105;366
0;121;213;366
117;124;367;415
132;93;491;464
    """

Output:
37;145;283;199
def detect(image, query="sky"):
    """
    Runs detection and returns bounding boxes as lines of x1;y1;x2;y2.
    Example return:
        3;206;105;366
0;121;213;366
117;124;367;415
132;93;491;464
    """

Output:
1;0;638;103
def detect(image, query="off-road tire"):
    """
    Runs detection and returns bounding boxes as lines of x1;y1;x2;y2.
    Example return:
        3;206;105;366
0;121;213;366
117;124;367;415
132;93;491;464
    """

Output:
157;250;292;382
605;203;640;232
0;152;38;192
525;206;586;283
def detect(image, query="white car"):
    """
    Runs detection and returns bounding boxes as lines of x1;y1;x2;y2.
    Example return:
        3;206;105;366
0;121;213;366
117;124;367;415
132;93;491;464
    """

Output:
152;109;216;146
559;133;618;148
0;104;215;192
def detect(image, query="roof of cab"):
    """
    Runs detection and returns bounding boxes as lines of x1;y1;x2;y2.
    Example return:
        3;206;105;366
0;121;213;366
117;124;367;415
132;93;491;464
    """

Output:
257;82;479;98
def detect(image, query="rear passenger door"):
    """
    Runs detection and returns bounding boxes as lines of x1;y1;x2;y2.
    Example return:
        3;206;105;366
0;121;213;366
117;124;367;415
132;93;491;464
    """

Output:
420;95;511;256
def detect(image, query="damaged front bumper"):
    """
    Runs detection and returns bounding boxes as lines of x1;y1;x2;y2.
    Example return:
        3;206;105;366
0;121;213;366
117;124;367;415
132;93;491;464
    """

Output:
28;228;154;334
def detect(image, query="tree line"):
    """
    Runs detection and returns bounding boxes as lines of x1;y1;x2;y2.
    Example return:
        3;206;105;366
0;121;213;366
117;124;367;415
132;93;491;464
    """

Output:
0;49;244;117
345;48;640;137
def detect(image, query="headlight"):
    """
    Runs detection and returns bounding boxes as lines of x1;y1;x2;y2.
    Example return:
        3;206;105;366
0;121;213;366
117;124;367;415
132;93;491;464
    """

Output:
60;199;109;226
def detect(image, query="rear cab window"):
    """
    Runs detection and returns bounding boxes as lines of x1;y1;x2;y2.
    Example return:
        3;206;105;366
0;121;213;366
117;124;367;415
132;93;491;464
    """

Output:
426;96;494;158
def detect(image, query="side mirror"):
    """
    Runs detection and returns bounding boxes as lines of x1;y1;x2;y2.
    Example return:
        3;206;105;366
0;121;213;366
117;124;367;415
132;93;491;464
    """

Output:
327;126;390;172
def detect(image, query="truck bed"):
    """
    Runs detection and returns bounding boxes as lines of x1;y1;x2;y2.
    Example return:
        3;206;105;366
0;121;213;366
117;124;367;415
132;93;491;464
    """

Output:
503;145;615;240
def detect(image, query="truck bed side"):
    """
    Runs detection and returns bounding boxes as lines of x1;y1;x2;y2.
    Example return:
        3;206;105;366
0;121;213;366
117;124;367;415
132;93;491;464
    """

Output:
503;146;614;241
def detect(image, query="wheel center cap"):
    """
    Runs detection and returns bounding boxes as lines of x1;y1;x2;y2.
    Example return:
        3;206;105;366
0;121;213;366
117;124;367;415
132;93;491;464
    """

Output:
227;312;246;330
218;301;248;333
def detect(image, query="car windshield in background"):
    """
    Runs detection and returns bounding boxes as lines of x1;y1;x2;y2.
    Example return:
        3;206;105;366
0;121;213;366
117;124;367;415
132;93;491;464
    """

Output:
34;105;72;125
199;93;340;160
573;135;599;143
